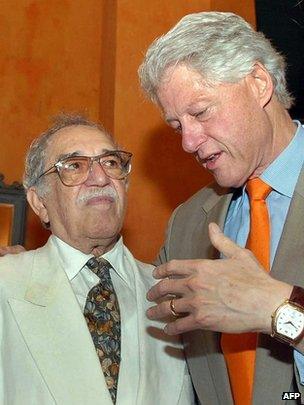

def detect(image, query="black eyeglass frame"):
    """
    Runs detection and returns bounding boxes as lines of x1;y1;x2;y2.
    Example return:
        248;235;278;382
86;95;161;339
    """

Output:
37;150;133;186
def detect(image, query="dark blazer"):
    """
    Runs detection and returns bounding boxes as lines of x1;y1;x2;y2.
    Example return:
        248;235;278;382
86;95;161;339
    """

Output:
156;168;304;404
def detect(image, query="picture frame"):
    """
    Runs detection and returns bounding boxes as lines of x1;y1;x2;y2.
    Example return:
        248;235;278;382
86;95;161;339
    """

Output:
0;173;27;245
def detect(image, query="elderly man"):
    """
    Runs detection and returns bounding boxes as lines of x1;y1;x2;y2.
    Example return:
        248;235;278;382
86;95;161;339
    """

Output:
0;114;194;405
139;11;304;405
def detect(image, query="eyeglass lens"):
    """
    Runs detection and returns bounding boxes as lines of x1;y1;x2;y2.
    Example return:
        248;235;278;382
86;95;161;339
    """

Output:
58;152;131;185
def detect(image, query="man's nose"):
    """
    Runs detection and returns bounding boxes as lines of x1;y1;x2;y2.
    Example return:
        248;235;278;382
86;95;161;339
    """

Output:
181;124;207;153
86;160;110;185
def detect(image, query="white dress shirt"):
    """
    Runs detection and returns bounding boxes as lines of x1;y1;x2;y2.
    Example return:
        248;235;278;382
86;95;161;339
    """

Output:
52;235;140;403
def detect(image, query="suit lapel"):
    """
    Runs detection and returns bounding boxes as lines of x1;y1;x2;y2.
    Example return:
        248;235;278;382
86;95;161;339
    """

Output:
254;169;304;402
182;187;234;404
8;241;112;405
271;168;304;285
181;184;233;259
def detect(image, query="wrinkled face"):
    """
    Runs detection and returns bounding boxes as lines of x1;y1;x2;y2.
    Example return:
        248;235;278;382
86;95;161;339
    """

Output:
157;64;275;188
31;126;128;252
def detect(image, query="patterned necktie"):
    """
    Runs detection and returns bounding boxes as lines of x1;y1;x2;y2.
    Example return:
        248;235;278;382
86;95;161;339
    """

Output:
221;178;272;405
84;257;121;403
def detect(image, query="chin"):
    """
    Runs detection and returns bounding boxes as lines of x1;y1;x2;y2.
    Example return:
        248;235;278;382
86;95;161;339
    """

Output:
212;165;245;187
214;176;243;189
87;222;121;239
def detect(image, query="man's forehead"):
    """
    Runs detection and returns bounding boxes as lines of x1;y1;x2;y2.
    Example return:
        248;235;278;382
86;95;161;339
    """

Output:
47;125;116;158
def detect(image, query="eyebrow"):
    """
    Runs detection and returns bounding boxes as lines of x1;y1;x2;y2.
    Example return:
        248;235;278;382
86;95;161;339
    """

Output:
56;151;82;161
164;97;212;123
56;149;117;161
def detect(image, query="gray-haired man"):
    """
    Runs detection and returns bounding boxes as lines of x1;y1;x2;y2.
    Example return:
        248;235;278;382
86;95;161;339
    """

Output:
0;114;194;405
139;11;304;404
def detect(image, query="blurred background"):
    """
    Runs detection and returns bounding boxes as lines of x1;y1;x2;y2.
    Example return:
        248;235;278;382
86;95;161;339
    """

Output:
0;0;302;262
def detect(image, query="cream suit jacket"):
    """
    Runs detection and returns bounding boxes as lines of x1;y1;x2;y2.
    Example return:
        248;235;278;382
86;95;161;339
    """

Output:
0;238;194;405
157;168;304;405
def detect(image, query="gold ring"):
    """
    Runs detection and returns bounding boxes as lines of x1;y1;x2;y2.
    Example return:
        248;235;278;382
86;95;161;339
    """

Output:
170;297;181;317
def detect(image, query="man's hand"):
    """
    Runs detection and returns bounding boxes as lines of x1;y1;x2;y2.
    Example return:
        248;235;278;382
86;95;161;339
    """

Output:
147;223;292;335
0;245;26;256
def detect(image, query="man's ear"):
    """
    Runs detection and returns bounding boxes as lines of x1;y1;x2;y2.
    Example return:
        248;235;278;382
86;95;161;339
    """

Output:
26;187;50;224
248;62;274;108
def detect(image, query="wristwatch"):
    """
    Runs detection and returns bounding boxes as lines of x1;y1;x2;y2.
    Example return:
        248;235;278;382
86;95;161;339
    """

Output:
271;286;304;345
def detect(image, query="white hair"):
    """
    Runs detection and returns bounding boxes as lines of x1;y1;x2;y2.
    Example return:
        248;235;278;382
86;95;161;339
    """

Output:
138;11;293;108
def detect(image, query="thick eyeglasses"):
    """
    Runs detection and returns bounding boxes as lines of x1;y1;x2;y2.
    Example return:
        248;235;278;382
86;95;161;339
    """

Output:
38;150;132;186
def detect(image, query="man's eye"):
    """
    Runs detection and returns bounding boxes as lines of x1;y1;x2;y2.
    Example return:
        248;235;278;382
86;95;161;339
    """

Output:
170;123;182;134
103;158;120;168
193;108;211;120
173;125;182;134
194;110;206;119
64;161;82;171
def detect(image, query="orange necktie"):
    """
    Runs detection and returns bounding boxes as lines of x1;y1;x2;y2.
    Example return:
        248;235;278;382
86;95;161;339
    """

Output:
221;178;272;405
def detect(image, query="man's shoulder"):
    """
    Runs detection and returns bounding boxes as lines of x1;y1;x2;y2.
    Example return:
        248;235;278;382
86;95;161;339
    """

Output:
0;241;57;302
173;181;231;218
0;248;35;270
0;243;50;285
0;250;35;300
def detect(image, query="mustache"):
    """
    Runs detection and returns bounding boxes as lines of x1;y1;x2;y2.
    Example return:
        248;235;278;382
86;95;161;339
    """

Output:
77;186;118;204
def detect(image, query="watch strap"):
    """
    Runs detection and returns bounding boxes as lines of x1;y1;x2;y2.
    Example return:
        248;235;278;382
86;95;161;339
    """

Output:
289;285;304;308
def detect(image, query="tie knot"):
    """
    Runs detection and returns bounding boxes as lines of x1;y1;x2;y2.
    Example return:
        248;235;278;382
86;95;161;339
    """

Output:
246;178;272;201
86;257;112;278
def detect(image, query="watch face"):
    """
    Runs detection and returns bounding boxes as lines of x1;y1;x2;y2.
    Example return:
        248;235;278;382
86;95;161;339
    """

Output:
276;303;304;340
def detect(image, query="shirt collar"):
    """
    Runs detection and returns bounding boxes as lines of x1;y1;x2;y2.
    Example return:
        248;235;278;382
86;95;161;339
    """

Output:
103;236;131;286
51;235;94;281
261;120;304;197
51;234;129;285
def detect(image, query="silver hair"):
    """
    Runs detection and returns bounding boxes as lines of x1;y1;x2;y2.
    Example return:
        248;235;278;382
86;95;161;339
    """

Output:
138;11;293;108
23;113;115;195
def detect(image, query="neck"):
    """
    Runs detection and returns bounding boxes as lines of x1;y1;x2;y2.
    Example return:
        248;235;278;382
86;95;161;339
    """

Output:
90;236;119;256
266;97;297;158
53;232;119;256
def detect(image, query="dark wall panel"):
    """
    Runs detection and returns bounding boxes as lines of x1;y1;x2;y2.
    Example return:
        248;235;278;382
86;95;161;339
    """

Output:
256;0;304;119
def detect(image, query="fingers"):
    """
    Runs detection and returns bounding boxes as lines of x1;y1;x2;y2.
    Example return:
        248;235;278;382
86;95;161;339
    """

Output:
147;296;186;319
153;259;198;280
147;298;199;335
149;258;213;302
13;245;26;254
208;222;243;258
147;300;173;320
147;277;187;301
164;316;197;335
149;309;195;335
0;245;25;256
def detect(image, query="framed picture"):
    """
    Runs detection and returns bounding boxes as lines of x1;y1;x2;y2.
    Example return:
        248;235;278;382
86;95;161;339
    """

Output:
0;173;27;245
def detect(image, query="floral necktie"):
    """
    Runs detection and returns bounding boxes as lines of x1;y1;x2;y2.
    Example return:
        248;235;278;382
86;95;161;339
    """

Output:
84;257;121;403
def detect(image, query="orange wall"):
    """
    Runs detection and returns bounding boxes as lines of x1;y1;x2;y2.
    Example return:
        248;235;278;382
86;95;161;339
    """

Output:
0;0;255;261
0;0;104;248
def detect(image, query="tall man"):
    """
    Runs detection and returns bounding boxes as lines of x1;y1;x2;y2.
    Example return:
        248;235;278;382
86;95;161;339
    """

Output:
139;11;304;404
0;114;194;404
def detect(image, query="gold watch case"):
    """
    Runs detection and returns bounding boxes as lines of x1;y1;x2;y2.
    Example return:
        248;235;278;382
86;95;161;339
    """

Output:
271;300;304;345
